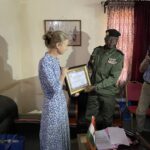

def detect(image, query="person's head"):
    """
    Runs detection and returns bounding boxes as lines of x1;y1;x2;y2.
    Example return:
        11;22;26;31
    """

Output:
104;29;121;49
43;30;69;55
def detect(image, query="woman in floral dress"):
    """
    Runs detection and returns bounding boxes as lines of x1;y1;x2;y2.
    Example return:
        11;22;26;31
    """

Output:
39;30;70;150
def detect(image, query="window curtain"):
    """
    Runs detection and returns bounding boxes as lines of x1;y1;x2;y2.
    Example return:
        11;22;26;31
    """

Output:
131;2;150;81
107;3;134;86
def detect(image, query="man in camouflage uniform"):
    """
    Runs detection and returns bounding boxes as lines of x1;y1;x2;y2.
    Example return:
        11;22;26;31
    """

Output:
85;29;124;129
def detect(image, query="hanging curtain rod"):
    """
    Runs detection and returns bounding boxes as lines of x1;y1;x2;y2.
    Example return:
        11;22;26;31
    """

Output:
101;0;146;13
101;0;148;5
101;0;146;2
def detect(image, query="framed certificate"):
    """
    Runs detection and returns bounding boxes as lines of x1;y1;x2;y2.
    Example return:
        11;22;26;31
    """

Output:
65;65;91;95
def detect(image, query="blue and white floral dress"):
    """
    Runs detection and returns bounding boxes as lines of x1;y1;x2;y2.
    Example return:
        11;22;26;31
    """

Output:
39;53;70;150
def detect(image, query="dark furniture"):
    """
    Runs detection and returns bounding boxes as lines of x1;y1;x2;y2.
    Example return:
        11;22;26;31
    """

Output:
0;95;18;133
68;97;78;126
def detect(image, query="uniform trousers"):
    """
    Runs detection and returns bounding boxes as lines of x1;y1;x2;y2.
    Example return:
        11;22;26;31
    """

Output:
85;92;116;129
136;82;150;132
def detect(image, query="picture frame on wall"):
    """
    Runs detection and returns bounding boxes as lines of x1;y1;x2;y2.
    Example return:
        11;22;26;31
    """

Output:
65;65;91;95
44;20;81;46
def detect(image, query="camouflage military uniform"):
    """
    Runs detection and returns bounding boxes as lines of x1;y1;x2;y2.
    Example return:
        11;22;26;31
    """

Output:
86;45;124;129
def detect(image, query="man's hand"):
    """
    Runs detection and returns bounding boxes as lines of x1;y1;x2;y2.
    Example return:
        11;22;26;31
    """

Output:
116;68;127;87
145;52;150;62
84;86;95;92
72;93;80;97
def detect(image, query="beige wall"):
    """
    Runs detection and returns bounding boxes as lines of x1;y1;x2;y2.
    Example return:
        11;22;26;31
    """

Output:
0;0;107;113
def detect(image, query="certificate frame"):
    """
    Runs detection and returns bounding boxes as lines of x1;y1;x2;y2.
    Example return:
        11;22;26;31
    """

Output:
65;65;91;95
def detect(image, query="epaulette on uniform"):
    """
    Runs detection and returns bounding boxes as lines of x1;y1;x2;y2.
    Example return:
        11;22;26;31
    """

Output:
116;49;124;55
92;46;102;55
94;46;102;49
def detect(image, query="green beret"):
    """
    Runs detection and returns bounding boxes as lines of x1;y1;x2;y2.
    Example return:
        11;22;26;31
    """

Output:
106;29;121;37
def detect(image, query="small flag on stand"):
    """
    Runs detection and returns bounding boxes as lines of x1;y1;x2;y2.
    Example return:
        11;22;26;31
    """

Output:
86;116;96;147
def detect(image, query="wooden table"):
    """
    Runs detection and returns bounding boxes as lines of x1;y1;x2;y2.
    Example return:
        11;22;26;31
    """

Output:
15;113;41;124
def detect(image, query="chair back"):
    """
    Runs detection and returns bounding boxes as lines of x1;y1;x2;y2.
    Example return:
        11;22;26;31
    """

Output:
126;81;142;102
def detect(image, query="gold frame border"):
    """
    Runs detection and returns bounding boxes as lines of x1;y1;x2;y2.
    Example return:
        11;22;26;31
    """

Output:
66;65;91;95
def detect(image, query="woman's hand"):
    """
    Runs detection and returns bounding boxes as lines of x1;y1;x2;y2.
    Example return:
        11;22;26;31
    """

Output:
61;67;68;77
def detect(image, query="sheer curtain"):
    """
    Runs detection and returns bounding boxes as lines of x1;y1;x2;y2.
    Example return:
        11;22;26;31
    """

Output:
107;3;134;86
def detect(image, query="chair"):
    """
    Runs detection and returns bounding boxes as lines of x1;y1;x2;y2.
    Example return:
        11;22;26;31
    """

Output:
126;81;150;128
0;95;18;133
126;81;142;114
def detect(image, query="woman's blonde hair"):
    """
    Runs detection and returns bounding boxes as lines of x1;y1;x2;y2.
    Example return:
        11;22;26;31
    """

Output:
43;30;68;48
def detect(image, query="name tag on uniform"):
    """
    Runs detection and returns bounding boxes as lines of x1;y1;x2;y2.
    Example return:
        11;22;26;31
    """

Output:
108;58;117;64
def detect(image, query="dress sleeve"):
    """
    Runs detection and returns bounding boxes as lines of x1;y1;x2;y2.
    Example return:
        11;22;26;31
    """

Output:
40;60;62;94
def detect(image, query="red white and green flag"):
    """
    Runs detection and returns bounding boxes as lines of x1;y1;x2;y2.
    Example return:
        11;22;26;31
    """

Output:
86;116;96;146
